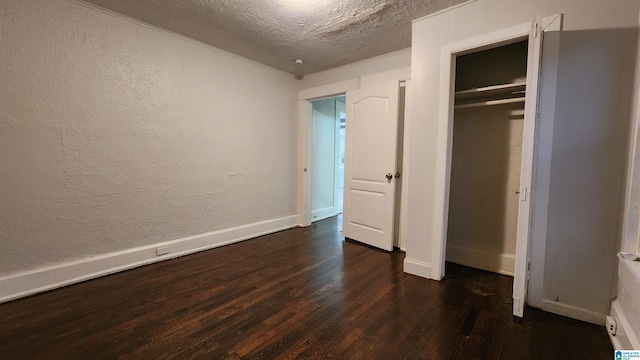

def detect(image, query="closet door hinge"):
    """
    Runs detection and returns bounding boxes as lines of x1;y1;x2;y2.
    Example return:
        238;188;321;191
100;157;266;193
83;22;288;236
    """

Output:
533;22;541;38
519;187;529;202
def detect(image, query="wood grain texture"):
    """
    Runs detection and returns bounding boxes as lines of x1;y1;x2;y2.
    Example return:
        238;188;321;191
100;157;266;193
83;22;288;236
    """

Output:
0;216;612;359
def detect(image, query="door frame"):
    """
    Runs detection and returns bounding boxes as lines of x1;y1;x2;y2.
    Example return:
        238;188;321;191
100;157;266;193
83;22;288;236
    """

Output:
432;15;562;313
309;96;345;222
298;81;357;227
297;77;409;230
334;99;346;216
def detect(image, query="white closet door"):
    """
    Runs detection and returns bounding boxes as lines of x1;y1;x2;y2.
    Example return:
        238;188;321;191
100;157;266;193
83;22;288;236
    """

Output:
342;83;399;251
512;15;563;318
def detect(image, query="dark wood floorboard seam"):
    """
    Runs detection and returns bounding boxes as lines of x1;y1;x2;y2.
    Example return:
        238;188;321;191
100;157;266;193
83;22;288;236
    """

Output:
0;216;612;359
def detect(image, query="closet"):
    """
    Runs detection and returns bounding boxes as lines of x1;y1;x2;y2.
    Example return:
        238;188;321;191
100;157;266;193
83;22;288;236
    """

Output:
446;40;529;276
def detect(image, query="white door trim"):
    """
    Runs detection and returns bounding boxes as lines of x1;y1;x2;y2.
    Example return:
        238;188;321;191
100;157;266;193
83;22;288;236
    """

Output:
298;83;356;227
334;99;345;216
433;21;532;281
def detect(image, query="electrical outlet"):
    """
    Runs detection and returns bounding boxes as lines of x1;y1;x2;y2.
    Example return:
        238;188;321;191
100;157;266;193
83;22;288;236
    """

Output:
606;316;616;336
156;246;170;256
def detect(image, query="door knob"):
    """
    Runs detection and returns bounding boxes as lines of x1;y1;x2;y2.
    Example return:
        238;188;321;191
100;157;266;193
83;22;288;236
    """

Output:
386;173;393;183
395;172;401;179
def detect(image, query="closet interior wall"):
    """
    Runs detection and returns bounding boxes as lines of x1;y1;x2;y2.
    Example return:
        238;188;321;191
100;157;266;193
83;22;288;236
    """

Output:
446;40;529;276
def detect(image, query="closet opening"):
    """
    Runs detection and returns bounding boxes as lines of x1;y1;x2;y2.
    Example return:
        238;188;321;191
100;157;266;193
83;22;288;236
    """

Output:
310;96;346;223
445;40;529;277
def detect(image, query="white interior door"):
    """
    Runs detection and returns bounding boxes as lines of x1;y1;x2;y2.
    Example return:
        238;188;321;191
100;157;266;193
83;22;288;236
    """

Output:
343;83;399;251
512;15;563;318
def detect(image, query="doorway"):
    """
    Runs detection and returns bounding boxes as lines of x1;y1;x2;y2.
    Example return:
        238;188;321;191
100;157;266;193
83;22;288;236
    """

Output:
446;40;529;276
432;15;563;318
299;80;407;252
310;96;346;222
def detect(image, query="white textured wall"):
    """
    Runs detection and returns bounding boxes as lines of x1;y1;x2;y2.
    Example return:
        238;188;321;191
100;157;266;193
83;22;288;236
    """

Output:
299;49;411;90
406;0;639;315
0;0;298;275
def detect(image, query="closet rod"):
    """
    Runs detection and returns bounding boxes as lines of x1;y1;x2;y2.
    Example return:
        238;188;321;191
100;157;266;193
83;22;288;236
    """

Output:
455;82;526;101
454;97;525;110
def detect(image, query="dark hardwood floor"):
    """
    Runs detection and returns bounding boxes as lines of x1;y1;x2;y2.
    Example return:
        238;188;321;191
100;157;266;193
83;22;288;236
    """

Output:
0;216;612;359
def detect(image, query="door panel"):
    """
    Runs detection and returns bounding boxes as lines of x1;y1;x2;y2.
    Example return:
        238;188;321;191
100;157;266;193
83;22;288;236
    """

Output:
343;83;399;251
512;14;563;318
349;189;385;230
351;99;388;181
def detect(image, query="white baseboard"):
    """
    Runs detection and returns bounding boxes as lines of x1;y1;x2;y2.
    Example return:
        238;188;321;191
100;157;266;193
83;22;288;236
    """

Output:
0;215;298;304
541;299;607;325
446;244;515;276
311;207;339;222
403;258;433;279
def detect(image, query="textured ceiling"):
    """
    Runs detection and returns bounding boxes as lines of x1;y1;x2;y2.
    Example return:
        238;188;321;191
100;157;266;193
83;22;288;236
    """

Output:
81;0;467;77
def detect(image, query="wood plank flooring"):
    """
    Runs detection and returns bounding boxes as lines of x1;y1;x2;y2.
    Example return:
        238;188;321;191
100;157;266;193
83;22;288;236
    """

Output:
0;216;612;359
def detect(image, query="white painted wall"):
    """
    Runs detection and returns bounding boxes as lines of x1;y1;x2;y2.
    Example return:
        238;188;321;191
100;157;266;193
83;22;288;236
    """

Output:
0;0;298;278
405;0;639;318
300;49;411;90
311;98;338;220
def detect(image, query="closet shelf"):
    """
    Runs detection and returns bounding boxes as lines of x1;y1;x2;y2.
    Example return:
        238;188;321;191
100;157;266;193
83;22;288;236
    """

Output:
455;82;526;101
454;97;525;110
